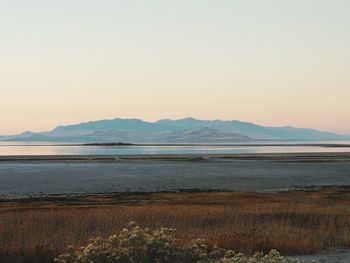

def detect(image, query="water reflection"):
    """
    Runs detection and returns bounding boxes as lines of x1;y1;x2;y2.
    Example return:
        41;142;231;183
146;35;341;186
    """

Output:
0;141;350;155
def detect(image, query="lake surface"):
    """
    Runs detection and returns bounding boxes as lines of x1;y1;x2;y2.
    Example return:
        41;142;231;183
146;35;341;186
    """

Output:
0;141;350;155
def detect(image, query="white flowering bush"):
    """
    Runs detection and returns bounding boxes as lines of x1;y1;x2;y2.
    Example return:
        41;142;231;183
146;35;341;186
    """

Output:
55;221;305;263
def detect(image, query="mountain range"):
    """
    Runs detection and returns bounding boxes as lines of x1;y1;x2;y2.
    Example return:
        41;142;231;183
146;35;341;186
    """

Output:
1;118;349;143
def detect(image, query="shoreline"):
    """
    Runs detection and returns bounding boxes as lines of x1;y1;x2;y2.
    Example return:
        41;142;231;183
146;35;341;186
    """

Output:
1;142;350;147
1;152;350;162
1;185;349;203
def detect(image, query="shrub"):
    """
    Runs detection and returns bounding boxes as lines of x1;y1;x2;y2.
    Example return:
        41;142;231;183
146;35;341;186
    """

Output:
55;221;304;263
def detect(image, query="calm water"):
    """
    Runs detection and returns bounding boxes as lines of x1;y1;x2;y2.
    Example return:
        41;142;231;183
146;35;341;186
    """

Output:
0;141;350;155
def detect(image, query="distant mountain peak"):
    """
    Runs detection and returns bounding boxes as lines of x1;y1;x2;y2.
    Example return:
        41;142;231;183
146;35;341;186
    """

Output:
19;131;35;136
163;117;201;122
179;117;199;121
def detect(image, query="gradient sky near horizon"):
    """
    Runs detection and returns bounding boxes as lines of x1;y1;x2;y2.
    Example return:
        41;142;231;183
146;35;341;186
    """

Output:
1;1;350;135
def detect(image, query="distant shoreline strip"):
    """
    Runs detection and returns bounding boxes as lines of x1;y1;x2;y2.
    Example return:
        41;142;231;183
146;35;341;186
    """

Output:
1;152;350;162
1;143;350;147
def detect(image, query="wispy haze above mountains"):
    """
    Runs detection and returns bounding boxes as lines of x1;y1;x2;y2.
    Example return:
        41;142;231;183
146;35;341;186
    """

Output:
1;118;349;143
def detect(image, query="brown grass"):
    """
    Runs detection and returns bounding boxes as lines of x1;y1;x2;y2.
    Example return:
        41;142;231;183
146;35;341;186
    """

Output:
1;190;350;263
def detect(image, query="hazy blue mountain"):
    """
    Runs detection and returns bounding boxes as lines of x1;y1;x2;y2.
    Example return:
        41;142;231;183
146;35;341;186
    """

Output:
2;117;350;143
154;118;349;140
148;127;250;143
5;127;250;143
0;131;36;141
51;118;173;135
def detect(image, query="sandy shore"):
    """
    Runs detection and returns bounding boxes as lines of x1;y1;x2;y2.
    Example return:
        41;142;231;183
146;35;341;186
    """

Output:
1;152;350;197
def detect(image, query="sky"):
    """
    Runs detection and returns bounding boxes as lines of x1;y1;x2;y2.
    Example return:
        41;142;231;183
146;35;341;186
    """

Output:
1;0;350;135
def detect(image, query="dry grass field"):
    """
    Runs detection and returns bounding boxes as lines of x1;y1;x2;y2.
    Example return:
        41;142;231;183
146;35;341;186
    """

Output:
1;188;350;262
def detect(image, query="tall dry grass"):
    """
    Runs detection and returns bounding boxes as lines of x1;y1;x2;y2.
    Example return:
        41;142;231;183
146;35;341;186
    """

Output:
1;192;350;263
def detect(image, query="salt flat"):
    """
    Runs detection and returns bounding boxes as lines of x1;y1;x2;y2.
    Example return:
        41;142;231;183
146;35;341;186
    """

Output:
1;153;350;197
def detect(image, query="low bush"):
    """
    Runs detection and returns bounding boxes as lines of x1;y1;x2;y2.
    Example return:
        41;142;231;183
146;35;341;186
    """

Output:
55;221;304;263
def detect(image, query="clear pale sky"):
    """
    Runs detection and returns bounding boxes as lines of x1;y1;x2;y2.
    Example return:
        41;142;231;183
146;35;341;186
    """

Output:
1;0;350;135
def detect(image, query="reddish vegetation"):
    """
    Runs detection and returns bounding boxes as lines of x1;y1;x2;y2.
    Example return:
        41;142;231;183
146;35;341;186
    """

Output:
1;189;350;263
